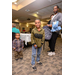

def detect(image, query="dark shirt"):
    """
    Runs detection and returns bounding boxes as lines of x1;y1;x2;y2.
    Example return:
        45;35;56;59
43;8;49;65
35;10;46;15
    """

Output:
47;20;52;30
47;20;51;24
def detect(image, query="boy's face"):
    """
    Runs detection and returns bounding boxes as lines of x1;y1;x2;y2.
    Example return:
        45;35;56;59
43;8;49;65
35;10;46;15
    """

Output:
35;20;41;28
15;33;20;39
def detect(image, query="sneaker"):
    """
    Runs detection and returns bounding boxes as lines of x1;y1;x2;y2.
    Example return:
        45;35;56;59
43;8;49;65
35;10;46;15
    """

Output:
37;62;42;65
52;52;55;55
32;66;37;71
48;52;52;56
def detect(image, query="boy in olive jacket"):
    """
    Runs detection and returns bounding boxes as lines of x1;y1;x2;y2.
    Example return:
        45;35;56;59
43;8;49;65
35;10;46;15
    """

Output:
31;19;45;71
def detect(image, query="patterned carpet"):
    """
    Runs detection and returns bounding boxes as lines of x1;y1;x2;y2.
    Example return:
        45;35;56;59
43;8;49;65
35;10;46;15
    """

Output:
12;37;62;75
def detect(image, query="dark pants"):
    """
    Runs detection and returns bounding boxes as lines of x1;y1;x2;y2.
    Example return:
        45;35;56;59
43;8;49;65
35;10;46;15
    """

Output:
49;32;59;52
14;51;23;59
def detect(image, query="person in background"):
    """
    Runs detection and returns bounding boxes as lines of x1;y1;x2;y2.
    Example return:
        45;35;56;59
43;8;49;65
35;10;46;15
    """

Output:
47;14;54;54
47;14;54;29
12;33;24;61
12;23;20;33
30;28;32;33
23;29;25;33
31;19;45;71
47;5;62;56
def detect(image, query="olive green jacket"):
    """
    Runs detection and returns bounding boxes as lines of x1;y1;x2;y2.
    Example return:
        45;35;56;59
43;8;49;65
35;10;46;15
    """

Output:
31;27;45;47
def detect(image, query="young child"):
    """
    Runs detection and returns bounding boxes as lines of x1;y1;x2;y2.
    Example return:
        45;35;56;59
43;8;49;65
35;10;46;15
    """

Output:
12;33;24;61
31;19;45;70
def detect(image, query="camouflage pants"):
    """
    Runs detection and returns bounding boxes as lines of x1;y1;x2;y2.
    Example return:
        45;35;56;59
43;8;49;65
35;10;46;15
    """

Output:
14;51;23;59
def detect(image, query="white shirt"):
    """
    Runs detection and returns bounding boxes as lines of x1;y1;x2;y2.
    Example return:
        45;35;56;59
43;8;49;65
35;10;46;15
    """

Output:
52;14;57;20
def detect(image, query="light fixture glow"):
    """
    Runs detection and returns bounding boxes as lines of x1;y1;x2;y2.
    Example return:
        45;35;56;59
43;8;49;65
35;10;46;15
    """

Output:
36;12;39;14
26;23;29;27
14;2;17;4
33;14;39;18
14;19;19;22
41;25;43;27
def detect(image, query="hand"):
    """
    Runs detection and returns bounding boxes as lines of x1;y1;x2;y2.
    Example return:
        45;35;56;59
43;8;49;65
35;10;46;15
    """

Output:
47;24;50;27
49;24;52;27
34;45;37;48
13;48;15;50
22;47;24;49
34;44;36;47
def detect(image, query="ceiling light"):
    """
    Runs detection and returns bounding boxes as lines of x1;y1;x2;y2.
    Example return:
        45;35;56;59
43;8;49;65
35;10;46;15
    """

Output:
14;19;19;22
25;9;30;12
36;12;39;14
14;2;17;4
12;0;17;2
26;23;29;27
33;14;39;18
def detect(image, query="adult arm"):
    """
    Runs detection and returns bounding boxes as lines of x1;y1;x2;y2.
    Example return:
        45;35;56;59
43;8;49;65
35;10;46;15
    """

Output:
58;13;62;26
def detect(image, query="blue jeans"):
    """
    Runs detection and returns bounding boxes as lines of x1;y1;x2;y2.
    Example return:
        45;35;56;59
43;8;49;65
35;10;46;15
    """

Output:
31;45;42;65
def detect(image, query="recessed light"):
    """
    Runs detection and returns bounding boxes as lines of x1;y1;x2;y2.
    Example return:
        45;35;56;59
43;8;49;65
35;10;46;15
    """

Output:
14;2;17;4
36;12;39;14
25;9;30;12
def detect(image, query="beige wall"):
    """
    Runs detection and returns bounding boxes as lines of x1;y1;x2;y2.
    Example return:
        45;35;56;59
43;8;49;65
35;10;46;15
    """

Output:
19;23;35;32
19;21;47;32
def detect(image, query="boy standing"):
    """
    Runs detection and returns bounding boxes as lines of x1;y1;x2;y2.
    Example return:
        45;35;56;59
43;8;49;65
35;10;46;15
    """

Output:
31;19;45;70
13;33;24;61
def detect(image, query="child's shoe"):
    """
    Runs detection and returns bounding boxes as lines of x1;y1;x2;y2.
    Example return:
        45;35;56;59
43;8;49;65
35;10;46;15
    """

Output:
37;62;42;65
15;59;18;61
32;65;37;71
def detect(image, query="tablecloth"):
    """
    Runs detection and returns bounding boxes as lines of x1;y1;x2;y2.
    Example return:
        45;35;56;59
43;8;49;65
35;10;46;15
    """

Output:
20;33;31;45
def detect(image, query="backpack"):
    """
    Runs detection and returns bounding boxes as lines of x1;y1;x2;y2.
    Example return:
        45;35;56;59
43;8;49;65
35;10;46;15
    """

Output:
43;26;52;41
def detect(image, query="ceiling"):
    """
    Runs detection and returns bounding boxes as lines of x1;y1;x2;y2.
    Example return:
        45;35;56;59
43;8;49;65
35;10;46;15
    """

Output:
12;0;62;23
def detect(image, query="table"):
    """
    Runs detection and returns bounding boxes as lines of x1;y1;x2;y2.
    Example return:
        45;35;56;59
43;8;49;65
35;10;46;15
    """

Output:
20;33;31;45
20;33;44;50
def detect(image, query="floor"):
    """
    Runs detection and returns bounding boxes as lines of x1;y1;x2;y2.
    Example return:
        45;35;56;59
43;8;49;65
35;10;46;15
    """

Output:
12;37;62;75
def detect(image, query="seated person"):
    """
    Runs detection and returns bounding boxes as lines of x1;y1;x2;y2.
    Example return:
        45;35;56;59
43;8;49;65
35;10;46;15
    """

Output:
12;23;20;33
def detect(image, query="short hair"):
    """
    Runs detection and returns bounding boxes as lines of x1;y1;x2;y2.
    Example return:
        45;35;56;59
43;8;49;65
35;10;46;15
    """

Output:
35;19;41;22
15;33;20;36
54;5;59;9
50;14;54;18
